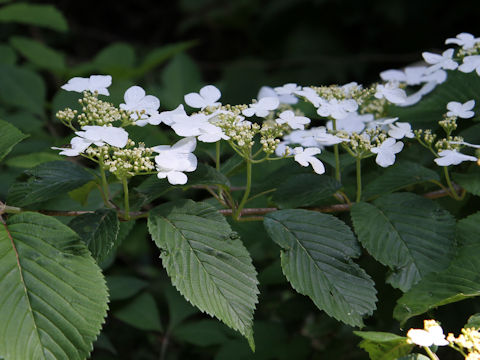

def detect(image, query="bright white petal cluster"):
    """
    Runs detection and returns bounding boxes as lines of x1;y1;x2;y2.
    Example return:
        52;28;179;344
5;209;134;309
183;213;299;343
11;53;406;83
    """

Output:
317;98;358;120
293;147;325;174
407;322;449;347
388;122;414;139
137;105;187;127
446;100;475;118
380;66;428;86
61;75;112;96
375;82;407;104
52;125;129;156
242;97;279;117
171;113;229;143
275;110;310;130
120;86;160;121
294;87;323;107
459;56;480;76
422;49;458;72
370;138;404;167
258;86;298;105
184;85;221;109
445;32;480;50
434;150;478;166
153;137;197;185
327;113;373;134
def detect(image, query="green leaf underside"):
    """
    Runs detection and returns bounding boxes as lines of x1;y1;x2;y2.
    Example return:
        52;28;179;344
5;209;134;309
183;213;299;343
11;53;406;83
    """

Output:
453;168;480;196
394;211;480;324
263;209;377;327
351;193;455;292
0;212;108;360
273;174;341;209
362;161;440;200
354;331;413;360
114;292;162;332
69;209;120;263
147;200;259;349
0;119;28;162
0;3;68;32
7;161;94;207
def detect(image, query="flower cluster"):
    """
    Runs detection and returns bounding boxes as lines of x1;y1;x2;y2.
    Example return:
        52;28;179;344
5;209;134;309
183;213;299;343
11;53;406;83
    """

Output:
407;319;449;347
448;327;480;359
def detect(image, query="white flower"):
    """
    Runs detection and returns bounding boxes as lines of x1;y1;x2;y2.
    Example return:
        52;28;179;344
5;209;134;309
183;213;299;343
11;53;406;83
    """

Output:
52;125;129;156
136;105;187;127
445;33;480;50
434;150;478;166
258;86;298;105
242;97;279;117
313;127;346;146
274;83;301;95
370;138;404;167
380;66;428;86
449;140;480;149
341;82;361;96
292;147;325;174
184;85;221;109
422;49;458;72
458;55;480;76
153;137;197;185
375;82;407;104
327;113;373;134
120;86;160;120
446;100;475;118
275;110;310;130
398;82;438;107
317;98;358;120
422;69;447;84
294;87;323;107
407;325;449;347
365;117;398;131
61;75;112;96
388;122;414;139
171;113;228;143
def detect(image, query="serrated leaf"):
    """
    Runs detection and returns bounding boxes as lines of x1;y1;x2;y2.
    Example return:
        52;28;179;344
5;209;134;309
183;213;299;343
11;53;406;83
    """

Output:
5;152;61;168
0;64;46;115
7;160;94;207
68;209;120;263
0;119;28;162
148;200;259;348
68;181;97;206
164;286;199;330
351;193;455;292
388;71;480;126
394;211;480;324
354;331;413;360
0;212;108;360
453;168;480;196
362;161;440;200
186;163;231;189
263;209;377;327
114;292;162;332
0;3;68;31
273;174;341;208
9;36;66;72
106;275;148;301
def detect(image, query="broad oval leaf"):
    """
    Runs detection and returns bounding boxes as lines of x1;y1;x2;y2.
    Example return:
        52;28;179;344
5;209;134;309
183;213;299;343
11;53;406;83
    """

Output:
354;331;413;360
394;211;480;324
453;167;480;196
263;209;377;327
148;200;259;349
7;161;94;207
0;3;68;32
69;209;120;263
351;193;455;292
10;36;66;72
0;212;108;360
114;292;162;332
0;119;28;162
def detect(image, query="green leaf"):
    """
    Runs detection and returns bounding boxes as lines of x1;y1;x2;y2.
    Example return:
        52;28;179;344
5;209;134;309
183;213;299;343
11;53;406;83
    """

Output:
186;163;231;189
394;211;480;324
388;70;480;126
465;313;480;329
263;209;377;327
453;167;480;196
0;119;28;162
159;53;203;109
7;160;94;207
164;286;199;330
133;41;198;77
68;181;97;206
93;43;135;77
273;174;341;208
0;64;46;115
106;275;148;301
0;212;108;360
0;44;16;65
5;152;61;168
0;3;68;32
362;161;440;200
9;36;66;72
114;292;163;332
173;319;230;346
351;193;456;292
68;209;120;263
354;331;413;360
148;200;259;348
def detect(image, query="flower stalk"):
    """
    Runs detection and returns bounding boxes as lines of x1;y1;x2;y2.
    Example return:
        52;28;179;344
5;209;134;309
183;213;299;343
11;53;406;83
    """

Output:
234;157;252;220
122;177;130;221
